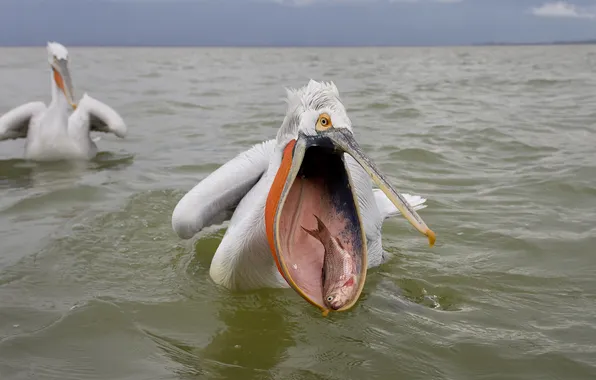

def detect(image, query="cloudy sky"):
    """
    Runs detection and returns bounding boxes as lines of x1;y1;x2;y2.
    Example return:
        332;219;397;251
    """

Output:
1;0;596;46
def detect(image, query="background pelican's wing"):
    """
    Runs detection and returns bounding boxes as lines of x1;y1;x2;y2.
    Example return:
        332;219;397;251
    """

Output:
172;139;276;239
69;93;126;138
0;102;46;141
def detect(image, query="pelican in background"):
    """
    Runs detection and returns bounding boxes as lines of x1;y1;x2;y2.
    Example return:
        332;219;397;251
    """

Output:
0;42;126;161
172;80;436;316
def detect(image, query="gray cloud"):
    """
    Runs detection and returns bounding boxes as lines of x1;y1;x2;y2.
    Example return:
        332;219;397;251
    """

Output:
532;2;596;19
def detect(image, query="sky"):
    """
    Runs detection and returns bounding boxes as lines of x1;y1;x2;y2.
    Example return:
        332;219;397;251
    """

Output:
1;0;596;46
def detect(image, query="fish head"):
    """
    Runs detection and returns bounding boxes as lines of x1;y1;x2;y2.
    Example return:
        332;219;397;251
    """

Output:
324;275;358;310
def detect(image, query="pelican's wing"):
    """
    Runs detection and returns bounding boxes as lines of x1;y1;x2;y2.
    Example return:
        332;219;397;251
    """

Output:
0;102;46;141
172;139;276;239
374;189;427;220
69;93;126;138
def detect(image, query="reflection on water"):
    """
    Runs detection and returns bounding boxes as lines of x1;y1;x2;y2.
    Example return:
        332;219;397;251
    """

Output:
146;294;298;380
201;295;296;380
0;159;35;189
0;152;134;191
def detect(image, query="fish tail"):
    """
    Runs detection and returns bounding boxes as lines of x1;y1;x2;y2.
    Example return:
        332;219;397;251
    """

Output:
301;226;320;241
313;215;330;239
303;215;331;246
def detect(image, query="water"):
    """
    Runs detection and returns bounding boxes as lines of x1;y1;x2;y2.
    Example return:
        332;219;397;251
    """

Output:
0;46;595;380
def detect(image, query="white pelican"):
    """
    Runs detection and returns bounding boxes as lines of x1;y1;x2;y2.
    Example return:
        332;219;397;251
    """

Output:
0;42;126;161
172;80;436;316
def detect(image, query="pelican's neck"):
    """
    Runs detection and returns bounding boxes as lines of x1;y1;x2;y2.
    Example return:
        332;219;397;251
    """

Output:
49;70;69;111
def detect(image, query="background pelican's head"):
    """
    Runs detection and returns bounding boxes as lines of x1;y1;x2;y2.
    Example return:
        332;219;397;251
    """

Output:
47;41;76;109
265;79;436;315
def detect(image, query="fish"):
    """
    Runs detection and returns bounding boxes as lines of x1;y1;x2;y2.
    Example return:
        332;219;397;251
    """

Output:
302;215;358;311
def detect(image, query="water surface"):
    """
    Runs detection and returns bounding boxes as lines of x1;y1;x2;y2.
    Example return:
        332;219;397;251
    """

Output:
0;46;595;379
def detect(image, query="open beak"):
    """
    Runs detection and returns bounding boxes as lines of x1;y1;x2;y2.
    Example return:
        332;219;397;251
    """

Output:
265;128;435;316
52;59;76;110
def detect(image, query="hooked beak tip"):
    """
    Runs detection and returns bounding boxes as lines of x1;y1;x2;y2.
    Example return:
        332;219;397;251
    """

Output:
427;229;436;247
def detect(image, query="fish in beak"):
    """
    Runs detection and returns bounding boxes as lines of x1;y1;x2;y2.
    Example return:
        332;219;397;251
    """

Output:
51;58;77;110
265;127;436;316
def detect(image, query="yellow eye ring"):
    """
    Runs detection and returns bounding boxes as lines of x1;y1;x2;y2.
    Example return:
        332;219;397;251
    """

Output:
316;113;333;131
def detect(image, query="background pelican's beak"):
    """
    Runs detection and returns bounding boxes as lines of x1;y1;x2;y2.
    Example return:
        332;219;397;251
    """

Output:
327;128;436;246
52;59;76;109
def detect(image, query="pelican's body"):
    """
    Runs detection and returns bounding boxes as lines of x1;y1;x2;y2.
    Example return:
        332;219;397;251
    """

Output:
173;139;427;289
0;42;126;161
172;80;435;315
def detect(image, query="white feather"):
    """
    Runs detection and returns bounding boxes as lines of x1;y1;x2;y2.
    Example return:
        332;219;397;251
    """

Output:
0;102;46;141
172;139;275;240
374;189;427;220
70;93;127;139
47;41;69;61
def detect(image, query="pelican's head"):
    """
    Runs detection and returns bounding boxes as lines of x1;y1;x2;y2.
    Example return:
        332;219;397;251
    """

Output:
265;80;435;315
47;42;76;109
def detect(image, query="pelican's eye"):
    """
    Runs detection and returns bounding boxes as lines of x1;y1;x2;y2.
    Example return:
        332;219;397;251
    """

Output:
316;113;333;131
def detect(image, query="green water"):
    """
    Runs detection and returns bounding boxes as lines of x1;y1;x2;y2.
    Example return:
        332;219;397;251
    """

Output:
0;46;595;379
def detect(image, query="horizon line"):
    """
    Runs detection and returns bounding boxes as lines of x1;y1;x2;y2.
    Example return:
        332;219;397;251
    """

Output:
1;41;595;48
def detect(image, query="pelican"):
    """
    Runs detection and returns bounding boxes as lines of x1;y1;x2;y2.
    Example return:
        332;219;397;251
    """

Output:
172;80;436;316
0;42;126;161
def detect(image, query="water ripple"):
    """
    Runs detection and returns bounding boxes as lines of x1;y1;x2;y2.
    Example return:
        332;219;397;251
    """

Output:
1;45;595;380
